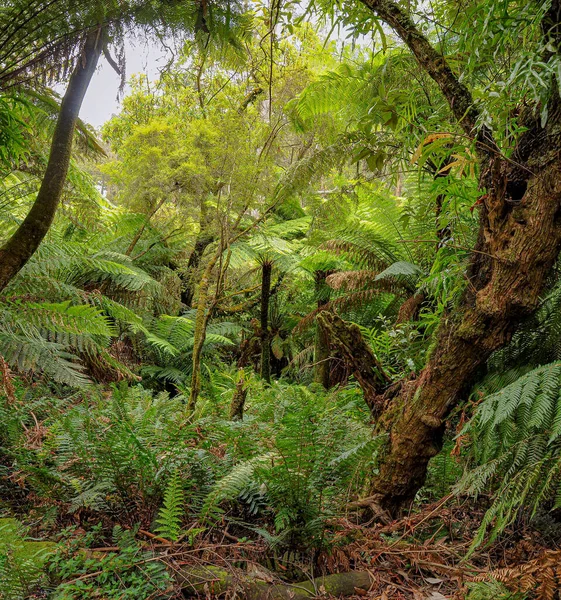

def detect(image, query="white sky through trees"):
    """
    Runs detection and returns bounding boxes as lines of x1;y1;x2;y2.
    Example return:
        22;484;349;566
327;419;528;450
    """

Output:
79;38;170;129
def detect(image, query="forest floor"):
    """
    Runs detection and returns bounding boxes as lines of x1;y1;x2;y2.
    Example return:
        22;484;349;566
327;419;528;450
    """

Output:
140;496;561;599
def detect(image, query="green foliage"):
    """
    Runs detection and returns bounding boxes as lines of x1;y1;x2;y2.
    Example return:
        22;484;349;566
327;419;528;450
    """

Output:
48;525;173;600
0;383;219;526
459;363;561;547
143;314;241;388
155;471;185;542
200;384;383;550
0;518;56;600
424;441;464;499
465;580;525;600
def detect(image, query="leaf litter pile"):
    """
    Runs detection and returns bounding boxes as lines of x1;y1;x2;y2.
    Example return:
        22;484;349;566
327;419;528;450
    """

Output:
102;495;561;599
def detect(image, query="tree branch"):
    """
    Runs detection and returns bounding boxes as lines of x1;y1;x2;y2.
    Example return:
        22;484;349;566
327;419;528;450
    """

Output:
317;312;391;418
359;0;497;155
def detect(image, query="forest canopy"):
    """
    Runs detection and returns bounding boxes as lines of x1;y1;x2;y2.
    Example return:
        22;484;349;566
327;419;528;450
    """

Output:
2;1;561;598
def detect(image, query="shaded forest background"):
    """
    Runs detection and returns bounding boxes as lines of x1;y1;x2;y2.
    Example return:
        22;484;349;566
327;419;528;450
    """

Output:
2;1;561;598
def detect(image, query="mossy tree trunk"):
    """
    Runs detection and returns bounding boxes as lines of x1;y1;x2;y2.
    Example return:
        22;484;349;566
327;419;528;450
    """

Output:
313;269;333;388
181;200;216;307
260;260;272;383
348;0;561;514
317;312;391;418
178;565;372;599
229;370;248;420
0;28;103;293
187;249;220;411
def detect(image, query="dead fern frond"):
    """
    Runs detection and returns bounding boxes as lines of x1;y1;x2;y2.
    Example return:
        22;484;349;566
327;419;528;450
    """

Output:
0;354;16;404
326;270;378;291
474;549;561;600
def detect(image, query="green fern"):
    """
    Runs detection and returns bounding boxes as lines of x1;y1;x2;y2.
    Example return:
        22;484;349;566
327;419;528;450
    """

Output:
0;518;56;600
459;362;561;547
200;452;276;522
155;471;185;542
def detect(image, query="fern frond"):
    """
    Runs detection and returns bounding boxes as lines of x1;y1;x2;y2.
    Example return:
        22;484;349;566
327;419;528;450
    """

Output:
155;471;185;542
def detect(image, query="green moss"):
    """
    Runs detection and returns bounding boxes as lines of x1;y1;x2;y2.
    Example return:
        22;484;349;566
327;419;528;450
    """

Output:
0;517;56;600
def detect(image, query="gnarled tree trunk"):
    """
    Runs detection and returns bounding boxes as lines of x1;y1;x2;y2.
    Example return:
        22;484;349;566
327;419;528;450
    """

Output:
0;28;102;293
353;0;561;514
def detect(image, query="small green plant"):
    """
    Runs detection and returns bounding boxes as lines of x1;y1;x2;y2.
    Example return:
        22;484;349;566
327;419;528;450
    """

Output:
155;471;185;542
48;525;175;599
458;362;561;547
465;580;526;600
0;517;56;600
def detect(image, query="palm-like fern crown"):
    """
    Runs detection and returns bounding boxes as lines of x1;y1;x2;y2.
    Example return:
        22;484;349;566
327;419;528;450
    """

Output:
0;1;253;91
0;180;183;386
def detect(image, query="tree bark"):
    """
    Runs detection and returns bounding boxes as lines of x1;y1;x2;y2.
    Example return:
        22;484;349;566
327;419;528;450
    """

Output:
260;260;272;383
229;370;248;420
313;270;332;389
356;0;561;514
0;28;102;293
317;312;391;418
187;248;220;412
181;231;215;307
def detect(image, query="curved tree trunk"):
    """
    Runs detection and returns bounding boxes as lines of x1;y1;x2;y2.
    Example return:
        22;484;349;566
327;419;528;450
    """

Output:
353;0;561;514
0;28;102;293
260;260;272;383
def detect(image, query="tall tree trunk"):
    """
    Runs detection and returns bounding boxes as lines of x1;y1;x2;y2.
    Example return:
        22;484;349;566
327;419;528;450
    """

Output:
354;0;561;514
260;261;272;383
0;28;102;293
372;147;561;512
314;270;332;388
187;249;220;412
181;231;215;307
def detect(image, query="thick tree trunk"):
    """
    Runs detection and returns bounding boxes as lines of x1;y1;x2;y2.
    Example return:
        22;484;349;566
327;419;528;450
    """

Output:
0;29;102;293
373;147;561;512
355;0;561;514
260;261;272;383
